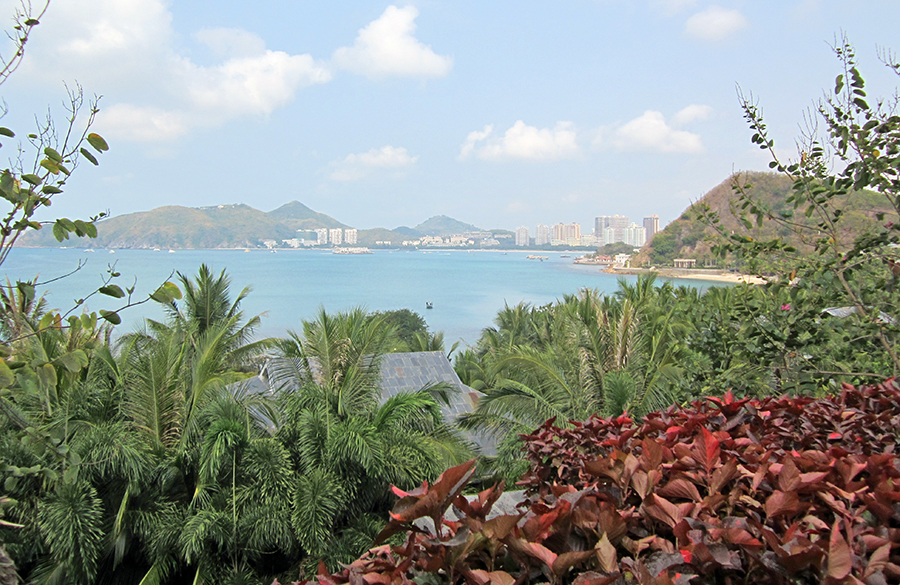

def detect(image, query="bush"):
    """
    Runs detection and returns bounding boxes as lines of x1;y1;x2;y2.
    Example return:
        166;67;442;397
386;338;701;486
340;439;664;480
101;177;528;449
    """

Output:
284;381;900;585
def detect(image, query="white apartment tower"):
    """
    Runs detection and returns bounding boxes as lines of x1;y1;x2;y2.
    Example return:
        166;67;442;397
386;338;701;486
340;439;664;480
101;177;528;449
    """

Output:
329;228;343;245
315;228;328;245
515;226;529;246
623;223;647;247
535;224;550;245
344;228;358;245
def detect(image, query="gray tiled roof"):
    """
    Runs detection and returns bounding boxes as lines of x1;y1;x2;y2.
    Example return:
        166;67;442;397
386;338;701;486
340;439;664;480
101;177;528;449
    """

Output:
378;351;480;421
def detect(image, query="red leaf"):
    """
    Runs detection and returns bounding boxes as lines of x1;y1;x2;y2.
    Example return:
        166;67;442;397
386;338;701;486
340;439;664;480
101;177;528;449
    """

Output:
778;457;800;492
657;478;702;502
691;427;720;474
642;493;683;528
827;521;852;580
764;490;801;519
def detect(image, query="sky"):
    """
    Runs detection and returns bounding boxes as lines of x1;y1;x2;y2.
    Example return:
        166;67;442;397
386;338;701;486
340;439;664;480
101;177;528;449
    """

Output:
1;0;899;233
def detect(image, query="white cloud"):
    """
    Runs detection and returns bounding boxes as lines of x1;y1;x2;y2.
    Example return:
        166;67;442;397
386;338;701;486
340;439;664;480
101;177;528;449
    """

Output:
332;5;453;79
599;109;708;153
460;121;579;161
185;52;331;117
330;146;418;181
671;104;713;127
98;104;189;142
684;6;748;41
12;0;330;142
459;125;494;160
193;28;266;59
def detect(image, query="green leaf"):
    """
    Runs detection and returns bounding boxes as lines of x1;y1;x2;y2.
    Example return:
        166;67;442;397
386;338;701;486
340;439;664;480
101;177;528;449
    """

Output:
99;284;125;298
16;282;34;303
86;133;109;152
43;147;62;163
0;359;14;389
21;174;41;185
150;281;182;304
41;185;63;194
52;221;69;242
834;74;844;95
99;310;121;325
39;159;60;174
79;147;99;166
853;97;869;110
0;127;14;138
23;18;39;26
56;350;89;373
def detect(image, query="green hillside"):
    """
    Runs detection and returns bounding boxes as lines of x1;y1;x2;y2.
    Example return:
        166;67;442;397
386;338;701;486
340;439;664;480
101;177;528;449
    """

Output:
268;200;347;230
637;171;890;266
17;200;483;249
413;215;481;236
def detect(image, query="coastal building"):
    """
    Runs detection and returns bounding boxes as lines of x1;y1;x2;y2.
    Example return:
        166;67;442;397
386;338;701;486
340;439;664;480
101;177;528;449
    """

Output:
329;228;342;245
564;222;581;241
674;258;697;269
535;224;550;246
515;226;529;246
344;228;358;245
614;253;632;268
449;235;470;246
611;215;629;243
623;223;647;247
595;215;629;244
315;228;328;245
643;215;660;242
551;223;565;242
581;235;598;247
464;231;493;240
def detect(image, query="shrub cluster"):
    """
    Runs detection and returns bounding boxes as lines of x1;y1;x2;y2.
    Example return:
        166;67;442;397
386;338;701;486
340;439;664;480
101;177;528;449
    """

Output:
280;381;900;585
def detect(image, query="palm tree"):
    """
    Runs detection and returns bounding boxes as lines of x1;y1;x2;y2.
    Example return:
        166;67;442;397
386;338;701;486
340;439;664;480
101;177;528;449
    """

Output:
269;308;473;569
459;276;692;478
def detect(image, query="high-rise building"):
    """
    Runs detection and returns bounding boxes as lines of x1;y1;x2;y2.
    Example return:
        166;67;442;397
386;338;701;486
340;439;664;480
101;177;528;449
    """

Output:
329;228;343;245
535;224;550;245
551;223;565;242
595;215;629;243
564;222;581;241
344;228;358;244
611;215;629;243
643;215;660;242
623;223;647;247
594;216;612;238
315;228;328;245
515;226;529;246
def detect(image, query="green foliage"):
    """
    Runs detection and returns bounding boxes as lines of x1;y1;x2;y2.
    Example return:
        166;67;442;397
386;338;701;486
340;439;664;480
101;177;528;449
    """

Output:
695;36;900;378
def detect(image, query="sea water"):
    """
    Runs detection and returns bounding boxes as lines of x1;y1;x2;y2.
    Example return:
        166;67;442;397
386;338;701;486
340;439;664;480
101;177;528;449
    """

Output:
3;248;715;347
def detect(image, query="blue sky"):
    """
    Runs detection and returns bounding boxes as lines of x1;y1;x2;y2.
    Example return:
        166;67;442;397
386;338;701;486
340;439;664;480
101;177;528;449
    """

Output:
2;0;899;233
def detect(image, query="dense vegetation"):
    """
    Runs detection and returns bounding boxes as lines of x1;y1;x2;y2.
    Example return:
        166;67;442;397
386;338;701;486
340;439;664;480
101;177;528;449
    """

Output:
302;380;900;585
1;5;899;583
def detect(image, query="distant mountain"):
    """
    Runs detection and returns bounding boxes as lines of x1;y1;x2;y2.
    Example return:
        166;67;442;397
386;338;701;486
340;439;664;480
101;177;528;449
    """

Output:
413;215;482;237
19;202;346;249
17;201;482;249
268;200;347;230
636;171;891;265
392;226;424;238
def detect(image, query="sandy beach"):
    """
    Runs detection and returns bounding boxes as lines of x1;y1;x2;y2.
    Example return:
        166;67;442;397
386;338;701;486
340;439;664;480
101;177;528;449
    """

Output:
604;267;767;285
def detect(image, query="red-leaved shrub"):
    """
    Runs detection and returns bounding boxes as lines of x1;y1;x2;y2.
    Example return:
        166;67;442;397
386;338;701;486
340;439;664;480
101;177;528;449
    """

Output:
279;380;900;585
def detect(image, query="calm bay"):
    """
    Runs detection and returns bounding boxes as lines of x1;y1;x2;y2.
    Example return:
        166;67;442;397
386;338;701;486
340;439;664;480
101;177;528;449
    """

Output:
4;248;716;346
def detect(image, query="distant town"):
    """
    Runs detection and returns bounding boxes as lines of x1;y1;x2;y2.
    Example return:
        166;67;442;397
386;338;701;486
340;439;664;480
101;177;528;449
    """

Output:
273;214;661;250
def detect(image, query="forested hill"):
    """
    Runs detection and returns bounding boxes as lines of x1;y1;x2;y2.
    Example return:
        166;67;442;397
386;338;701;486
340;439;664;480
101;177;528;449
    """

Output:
16;201;482;249
637;171;890;265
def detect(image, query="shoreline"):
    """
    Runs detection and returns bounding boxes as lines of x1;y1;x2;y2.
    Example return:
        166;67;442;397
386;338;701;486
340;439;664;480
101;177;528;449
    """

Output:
605;267;766;285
